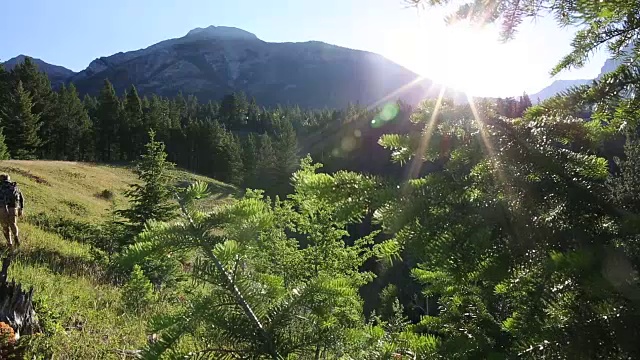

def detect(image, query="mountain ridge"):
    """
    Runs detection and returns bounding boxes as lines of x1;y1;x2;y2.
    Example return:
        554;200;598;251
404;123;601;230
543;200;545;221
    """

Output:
527;48;632;102
1;55;76;86
61;26;445;108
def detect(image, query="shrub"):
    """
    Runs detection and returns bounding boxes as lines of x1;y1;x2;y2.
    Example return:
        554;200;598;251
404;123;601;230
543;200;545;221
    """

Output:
28;213;100;244
96;189;114;201
111;249;186;290
121;265;156;313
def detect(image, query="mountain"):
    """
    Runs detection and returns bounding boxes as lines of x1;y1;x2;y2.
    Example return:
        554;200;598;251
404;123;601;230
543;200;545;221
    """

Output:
2;55;76;86
529;78;592;102
528;48;634;102
69;25;443;108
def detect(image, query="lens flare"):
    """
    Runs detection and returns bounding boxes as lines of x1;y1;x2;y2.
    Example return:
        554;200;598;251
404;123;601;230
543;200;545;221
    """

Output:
371;103;400;128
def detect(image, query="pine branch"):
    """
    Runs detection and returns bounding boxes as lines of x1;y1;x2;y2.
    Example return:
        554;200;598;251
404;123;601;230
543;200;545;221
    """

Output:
174;192;280;359
489;118;630;220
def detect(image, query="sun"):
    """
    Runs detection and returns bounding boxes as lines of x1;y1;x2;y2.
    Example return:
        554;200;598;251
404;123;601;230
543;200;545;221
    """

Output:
426;22;513;95
390;20;519;96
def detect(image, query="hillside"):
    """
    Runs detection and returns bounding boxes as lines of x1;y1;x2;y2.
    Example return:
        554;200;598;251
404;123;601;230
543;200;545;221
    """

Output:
0;160;236;358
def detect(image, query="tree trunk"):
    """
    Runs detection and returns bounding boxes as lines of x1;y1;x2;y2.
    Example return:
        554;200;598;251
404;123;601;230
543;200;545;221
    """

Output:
0;256;39;338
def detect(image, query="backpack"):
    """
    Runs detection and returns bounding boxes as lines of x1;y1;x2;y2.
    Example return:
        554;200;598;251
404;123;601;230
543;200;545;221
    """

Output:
0;182;20;208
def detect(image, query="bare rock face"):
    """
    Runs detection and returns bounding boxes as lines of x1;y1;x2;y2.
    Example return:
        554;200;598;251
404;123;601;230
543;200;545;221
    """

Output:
68;26;437;108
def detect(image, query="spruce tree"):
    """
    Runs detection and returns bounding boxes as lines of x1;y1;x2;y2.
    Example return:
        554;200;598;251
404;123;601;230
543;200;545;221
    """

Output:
220;92;248;130
9;57;55;158
199;120;244;184
518;92;532;113
226;134;244;186
83;94;98;119
122;85;144;160
0;65;9;119
246;97;262;132
47;84;92;160
9;57;52;116
376;97;640;358
117;130;177;239
241;133;259;188
256;134;277;192
0;128;10;160
272;116;299;195
609;135;640;213
4;81;41;159
126;161;402;359
95;79;121;161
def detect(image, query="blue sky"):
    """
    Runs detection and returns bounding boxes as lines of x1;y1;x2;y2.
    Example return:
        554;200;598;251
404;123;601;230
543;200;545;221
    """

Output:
1;0;608;96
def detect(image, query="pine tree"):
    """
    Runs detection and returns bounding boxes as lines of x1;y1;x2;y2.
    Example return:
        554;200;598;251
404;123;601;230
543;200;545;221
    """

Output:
117;130;177;239
9;57;55;158
241;133;259;188
226;134;244;186
376;97;640;358
121;264;155;313
518;92;532;113
9;57;52;116
3;81;41;159
83;94;98;119
199;120;243;185
220;92;248;130
46;84;92;160
609;135;640;213
0;65;9;120
256;134;277;191
272;116;299;195
122;85;144;160
126;160;402;359
95;79;121;161
246;97;262;132
0;128;10;160
143;95;171;139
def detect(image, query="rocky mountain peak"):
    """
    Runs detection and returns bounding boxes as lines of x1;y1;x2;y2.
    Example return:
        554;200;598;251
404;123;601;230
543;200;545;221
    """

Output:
186;26;259;41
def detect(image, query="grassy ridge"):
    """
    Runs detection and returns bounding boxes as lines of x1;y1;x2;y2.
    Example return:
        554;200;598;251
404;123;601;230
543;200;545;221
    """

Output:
0;160;236;358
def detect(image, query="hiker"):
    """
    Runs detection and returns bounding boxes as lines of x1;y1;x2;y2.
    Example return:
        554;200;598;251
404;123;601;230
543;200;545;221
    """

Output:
0;174;24;247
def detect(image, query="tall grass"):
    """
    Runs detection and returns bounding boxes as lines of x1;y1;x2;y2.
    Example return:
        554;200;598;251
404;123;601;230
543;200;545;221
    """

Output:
0;160;235;358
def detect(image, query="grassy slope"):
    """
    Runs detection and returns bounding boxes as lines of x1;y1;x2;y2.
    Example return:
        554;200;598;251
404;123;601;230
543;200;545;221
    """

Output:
0;160;236;358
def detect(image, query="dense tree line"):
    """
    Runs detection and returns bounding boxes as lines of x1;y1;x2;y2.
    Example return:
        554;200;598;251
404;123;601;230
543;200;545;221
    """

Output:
0;60;306;194
0;57;534;195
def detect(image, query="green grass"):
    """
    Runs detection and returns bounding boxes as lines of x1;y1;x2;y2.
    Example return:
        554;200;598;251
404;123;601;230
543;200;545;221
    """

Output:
0;160;237;358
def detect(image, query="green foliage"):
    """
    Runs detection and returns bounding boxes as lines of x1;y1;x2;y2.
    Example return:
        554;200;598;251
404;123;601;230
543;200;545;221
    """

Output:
95;79;121;161
122;264;156;313
220;92;248;130
271;114;300;195
29;212;101;244
117;130;177;237
609;135;640;212
376;96;640;358
0;127;10;160
241;132;259;188
3;80;41;159
44;84;92;160
121;85;145;160
125;159;405;359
